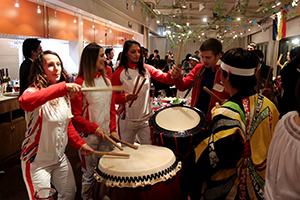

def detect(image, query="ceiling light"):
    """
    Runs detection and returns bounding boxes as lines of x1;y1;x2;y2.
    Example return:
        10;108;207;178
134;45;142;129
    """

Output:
182;5;186;8
37;2;41;14
248;28;251;31
203;18;207;22
15;0;19;7
276;2;281;6
272;5;276;8
73;13;77;23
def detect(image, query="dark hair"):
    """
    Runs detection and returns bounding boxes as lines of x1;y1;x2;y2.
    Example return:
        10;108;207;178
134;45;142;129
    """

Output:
22;38;41;59
157;59;167;70
290;46;300;60
221;48;259;90
117;52;123;61
200;38;222;56
253;49;264;59
78;43;109;87
185;53;192;60
119;40;145;76
195;50;199;54
296;77;300;115
154;49;159;53
28;50;69;89
105;48;113;57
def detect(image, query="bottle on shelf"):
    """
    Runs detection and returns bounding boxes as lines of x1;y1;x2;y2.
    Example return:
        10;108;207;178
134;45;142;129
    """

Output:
2;68;6;93
5;68;13;93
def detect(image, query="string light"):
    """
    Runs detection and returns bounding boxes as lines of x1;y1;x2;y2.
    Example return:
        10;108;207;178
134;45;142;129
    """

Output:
73;13;77;23
37;1;41;14
15;0;19;7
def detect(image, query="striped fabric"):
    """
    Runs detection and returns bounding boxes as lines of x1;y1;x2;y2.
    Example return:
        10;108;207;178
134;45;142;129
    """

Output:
193;92;279;200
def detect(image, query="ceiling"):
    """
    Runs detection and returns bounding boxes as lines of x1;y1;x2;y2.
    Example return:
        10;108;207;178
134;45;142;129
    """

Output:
140;0;295;40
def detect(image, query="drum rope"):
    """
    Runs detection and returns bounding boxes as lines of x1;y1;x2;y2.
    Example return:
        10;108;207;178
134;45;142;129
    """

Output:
160;133;164;146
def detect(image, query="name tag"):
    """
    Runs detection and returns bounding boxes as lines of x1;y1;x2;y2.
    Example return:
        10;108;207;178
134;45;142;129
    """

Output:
213;83;224;92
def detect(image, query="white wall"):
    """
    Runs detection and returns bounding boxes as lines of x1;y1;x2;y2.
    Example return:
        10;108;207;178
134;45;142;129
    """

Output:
0;38;20;80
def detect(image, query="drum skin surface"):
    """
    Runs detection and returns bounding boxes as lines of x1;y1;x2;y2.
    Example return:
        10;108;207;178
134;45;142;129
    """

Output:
149;104;206;158
93;145;182;200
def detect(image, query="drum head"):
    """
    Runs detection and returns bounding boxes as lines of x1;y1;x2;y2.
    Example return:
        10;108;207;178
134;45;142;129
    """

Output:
156;106;200;131
94;145;181;188
149;104;205;138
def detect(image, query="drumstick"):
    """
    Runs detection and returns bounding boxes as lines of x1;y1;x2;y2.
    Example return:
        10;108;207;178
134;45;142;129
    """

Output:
82;86;124;92
175;37;184;67
277;54;283;63
255;67;261;92
265;67;273;89
103;134;123;151
203;86;222;103
129;77;147;108
132;75;142;94
115;138;138;150
93;151;130;157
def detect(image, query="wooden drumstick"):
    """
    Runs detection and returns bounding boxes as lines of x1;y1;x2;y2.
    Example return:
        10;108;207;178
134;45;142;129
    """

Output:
129;77;147;108
265;67;274;89
103;134;123;151
115;138;138;150
255;67;261;92
93;151;130;157
203;86;222;103
132;74;142;94
175;37;184;67
277;54;283;63
82;86;124;92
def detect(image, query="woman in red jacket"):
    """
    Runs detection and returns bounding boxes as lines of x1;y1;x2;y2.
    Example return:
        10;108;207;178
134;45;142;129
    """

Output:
112;40;173;145
70;43;118;200
19;50;94;200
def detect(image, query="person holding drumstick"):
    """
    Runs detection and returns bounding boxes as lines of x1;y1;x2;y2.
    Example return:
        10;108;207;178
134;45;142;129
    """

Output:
170;38;230;125
19;50;94;200
70;43;119;200
111;40;174;145
187;48;279;200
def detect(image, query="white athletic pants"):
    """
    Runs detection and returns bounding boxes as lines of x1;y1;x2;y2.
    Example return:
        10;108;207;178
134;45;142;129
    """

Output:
21;154;76;200
119;119;152;145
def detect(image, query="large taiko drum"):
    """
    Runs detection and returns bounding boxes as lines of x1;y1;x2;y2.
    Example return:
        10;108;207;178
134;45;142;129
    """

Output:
93;145;182;200
149;104;206;160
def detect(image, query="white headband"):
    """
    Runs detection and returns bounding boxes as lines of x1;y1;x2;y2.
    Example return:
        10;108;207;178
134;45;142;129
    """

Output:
221;62;255;76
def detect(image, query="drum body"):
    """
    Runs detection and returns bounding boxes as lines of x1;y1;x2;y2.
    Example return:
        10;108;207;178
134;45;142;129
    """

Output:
149;104;206;159
93;145;182;200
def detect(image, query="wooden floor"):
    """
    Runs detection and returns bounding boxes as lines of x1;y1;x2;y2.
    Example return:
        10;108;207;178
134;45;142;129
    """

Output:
0;144;83;200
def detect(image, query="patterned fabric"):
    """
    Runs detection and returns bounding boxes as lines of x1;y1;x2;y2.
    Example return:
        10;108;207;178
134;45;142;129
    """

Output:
19;82;85;163
193;90;279;200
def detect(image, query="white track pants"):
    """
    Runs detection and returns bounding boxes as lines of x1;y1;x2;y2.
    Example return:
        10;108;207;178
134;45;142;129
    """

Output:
21;155;76;200
119;119;152;145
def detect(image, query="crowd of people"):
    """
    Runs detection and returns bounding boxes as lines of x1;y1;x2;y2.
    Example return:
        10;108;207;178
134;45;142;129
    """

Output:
17;37;300;200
